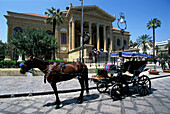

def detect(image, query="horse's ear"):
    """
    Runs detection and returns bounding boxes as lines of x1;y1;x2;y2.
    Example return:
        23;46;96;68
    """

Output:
28;55;34;61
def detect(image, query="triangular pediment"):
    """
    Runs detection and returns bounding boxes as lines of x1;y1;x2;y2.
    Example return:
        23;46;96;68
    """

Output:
67;5;116;21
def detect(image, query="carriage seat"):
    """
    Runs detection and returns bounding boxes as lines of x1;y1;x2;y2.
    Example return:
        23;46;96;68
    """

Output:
122;61;147;77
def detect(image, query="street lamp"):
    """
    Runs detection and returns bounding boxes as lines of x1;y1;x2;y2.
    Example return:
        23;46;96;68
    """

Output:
80;0;84;63
117;12;127;51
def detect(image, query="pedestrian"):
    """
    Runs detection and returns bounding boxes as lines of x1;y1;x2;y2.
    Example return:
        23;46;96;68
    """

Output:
161;58;166;70
168;58;170;69
158;58;161;66
153;57;157;64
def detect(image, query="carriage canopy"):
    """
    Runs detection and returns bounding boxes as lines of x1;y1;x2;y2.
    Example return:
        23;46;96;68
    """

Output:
110;51;151;58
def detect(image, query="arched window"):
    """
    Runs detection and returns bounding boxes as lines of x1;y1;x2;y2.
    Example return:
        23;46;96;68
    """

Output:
117;39;120;46
46;30;53;35
14;27;23;33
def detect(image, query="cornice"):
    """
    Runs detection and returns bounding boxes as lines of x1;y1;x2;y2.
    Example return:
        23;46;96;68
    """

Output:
66;5;116;22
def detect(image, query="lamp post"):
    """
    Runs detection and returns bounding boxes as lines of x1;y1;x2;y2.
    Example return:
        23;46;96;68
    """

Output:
80;0;84;63
117;12;127;51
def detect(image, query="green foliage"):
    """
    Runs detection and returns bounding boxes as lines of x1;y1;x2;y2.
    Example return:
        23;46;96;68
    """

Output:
0;59;72;68
157;53;169;60
0;60;23;68
10;28;59;59
0;41;10;59
147;18;161;29
44;7;64;27
136;34;152;54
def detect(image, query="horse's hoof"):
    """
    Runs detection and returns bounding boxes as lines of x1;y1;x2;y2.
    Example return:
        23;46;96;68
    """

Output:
77;99;83;104
55;105;61;109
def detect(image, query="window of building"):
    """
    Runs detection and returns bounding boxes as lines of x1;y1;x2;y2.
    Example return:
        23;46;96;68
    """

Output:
14;27;23;33
124;40;127;46
117;39;120;46
61;33;66;44
13;27;23;38
46;30;53;35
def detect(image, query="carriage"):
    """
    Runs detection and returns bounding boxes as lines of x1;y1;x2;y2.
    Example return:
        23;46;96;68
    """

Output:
91;52;151;100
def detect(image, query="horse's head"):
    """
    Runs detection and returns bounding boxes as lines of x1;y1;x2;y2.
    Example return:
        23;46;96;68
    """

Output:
20;56;35;74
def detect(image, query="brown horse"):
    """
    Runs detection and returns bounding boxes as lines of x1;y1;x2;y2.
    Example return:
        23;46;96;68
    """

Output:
20;56;89;109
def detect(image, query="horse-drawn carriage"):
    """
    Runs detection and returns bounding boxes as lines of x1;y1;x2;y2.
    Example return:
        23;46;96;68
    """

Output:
91;52;151;100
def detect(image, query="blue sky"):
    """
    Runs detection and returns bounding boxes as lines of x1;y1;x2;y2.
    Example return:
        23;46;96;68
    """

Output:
0;0;170;43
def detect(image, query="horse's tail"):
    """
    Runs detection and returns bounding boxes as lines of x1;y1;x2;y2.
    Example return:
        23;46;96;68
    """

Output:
84;64;89;94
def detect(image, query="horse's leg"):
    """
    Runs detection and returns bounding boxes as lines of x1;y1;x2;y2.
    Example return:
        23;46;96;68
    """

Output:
84;69;89;94
78;77;85;103
51;83;61;109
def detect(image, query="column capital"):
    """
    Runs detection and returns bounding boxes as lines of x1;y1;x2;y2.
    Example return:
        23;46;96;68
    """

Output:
88;21;92;25
103;24;107;28
96;23;100;26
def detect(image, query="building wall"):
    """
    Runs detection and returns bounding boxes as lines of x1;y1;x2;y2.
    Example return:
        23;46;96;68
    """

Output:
4;4;131;60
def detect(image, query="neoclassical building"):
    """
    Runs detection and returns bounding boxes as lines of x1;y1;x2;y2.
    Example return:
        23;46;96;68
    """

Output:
4;3;130;60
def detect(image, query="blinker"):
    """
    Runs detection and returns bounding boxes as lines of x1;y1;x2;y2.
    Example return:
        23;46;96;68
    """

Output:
19;63;24;68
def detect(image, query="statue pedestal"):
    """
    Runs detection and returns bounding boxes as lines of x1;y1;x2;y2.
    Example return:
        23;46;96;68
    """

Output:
68;44;94;61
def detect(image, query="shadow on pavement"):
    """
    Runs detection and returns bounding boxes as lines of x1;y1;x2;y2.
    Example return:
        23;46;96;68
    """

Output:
102;86;158;101
43;94;99;107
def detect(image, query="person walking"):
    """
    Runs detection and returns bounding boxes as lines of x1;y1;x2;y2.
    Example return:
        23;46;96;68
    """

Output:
158;58;161;66
161;58;166;70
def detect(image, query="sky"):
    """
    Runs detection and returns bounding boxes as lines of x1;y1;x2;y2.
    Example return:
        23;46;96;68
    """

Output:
0;0;170;43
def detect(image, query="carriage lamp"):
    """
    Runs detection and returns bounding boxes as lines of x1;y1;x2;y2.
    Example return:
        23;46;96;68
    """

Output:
117;12;127;51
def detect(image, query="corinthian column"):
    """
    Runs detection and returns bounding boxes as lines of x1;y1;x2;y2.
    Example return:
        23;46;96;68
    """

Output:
103;25;106;51
72;19;75;49
110;26;113;51
69;22;72;50
97;23;100;50
89;22;92;45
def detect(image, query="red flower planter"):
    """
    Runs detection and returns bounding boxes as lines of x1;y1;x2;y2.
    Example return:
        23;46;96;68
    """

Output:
148;70;159;75
163;69;170;73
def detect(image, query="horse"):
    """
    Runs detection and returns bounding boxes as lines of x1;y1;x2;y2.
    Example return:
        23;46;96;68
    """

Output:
20;56;89;109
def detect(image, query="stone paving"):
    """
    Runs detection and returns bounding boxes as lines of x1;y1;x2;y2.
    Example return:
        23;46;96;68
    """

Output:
0;68;169;97
0;77;170;114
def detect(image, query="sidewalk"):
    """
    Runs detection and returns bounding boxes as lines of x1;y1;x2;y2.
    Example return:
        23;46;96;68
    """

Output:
0;67;169;98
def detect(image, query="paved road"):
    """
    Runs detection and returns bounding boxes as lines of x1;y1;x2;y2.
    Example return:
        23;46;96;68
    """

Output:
0;76;170;114
0;68;169;97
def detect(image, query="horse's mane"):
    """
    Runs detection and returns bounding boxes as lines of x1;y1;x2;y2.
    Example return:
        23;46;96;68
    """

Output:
34;58;51;65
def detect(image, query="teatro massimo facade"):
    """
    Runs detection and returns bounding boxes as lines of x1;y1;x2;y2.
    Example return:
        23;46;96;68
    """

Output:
4;3;131;60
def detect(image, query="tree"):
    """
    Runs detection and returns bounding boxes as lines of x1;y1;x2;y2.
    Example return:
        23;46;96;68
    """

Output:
129;40;138;48
0;41;10;60
147;18;161;58
44;7;64;60
10;28;59;59
136;34;152;54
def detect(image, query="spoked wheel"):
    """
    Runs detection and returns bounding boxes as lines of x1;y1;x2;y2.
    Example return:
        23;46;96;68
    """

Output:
97;81;108;93
137;75;151;96
110;83;122;100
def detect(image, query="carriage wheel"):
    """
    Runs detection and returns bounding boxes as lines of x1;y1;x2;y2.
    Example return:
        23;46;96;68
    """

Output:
110;83;122;100
137;75;151;96
97;81;108;93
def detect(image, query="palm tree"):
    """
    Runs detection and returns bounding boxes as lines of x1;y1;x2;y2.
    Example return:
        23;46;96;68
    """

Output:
136;34;152;54
147;18;161;58
129;40;138;48
44;7;64;60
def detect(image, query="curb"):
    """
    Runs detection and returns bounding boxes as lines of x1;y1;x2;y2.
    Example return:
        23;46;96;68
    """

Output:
0;75;169;99
0;86;97;99
150;74;170;80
